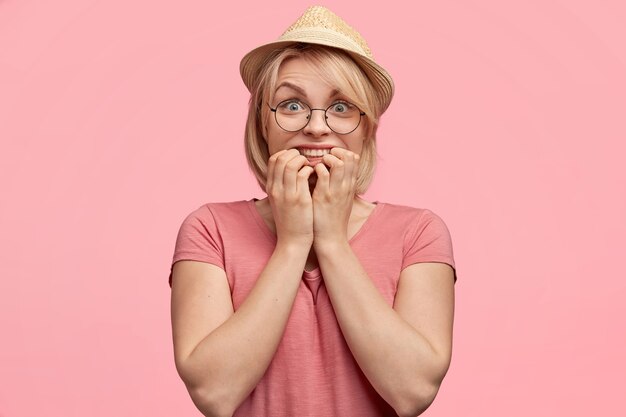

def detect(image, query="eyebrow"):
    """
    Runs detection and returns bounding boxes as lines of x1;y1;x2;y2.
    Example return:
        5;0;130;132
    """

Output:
275;81;341;99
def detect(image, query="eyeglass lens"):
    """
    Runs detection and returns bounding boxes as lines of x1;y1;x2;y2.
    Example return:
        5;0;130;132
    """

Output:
274;100;362;134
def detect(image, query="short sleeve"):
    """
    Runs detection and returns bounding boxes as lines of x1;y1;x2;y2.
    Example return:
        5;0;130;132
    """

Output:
402;209;458;283
168;205;225;288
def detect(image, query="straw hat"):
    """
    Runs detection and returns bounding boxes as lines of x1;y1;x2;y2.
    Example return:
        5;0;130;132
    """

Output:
239;5;394;113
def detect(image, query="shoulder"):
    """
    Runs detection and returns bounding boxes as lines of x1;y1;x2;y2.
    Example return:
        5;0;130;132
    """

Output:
380;202;457;281
376;202;454;251
181;199;253;222
174;200;257;240
376;201;447;226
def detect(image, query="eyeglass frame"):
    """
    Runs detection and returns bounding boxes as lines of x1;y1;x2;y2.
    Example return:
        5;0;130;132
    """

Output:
267;100;366;135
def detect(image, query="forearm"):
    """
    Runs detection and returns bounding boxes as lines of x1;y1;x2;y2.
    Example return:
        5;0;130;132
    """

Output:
181;242;309;416
315;240;447;416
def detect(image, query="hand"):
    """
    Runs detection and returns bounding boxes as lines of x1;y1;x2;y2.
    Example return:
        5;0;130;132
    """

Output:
266;149;316;248
311;147;360;245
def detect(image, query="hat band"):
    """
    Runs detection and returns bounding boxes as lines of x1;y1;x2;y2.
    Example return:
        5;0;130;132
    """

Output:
278;28;371;59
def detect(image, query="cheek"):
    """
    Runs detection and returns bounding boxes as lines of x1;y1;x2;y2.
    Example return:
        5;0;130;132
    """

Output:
347;134;366;155
265;127;292;154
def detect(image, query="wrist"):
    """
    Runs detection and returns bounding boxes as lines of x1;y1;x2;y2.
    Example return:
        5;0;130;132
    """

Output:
313;237;350;254
276;237;313;254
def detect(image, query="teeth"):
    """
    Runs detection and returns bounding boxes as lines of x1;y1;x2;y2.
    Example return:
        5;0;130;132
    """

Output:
299;148;331;157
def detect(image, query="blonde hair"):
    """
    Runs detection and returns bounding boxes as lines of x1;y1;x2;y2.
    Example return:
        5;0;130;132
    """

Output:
244;43;386;194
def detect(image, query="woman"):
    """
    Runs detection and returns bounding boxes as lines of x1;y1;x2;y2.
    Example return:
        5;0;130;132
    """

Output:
168;6;457;417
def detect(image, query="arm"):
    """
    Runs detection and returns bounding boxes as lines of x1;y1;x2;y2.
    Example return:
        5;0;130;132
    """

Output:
315;242;455;417
171;149;315;417
171;242;309;417
311;149;455;417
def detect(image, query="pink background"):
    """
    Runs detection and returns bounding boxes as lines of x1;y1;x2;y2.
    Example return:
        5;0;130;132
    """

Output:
1;0;625;416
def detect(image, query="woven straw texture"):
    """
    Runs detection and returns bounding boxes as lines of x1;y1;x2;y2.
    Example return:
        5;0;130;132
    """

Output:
239;6;394;112
280;6;373;58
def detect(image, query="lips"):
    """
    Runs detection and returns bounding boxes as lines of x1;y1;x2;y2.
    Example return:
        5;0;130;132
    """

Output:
297;147;332;157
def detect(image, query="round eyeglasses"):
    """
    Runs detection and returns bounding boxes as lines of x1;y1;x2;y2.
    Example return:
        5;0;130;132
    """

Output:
269;99;365;135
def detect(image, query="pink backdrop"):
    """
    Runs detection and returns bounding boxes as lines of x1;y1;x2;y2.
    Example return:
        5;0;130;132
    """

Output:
1;0;625;416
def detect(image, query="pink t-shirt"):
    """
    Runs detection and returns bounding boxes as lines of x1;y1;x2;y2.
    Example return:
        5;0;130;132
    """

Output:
169;199;457;416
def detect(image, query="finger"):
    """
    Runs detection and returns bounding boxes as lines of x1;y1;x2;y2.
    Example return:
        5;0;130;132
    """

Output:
274;149;300;191
313;162;331;196
267;149;289;192
296;166;315;196
322;153;345;190
284;154;309;194
330;148;360;189
352;153;361;184
321;152;345;170
329;147;350;159
338;150;357;187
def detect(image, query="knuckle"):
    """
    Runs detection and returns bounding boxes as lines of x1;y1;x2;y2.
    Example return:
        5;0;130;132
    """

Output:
269;193;280;202
282;149;298;158
284;162;298;172
279;152;296;164
268;188;281;198
269;151;284;162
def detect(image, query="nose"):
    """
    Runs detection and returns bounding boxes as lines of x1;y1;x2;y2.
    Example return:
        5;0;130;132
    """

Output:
303;108;331;137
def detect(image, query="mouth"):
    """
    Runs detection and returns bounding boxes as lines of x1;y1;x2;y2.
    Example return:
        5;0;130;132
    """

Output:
297;147;332;158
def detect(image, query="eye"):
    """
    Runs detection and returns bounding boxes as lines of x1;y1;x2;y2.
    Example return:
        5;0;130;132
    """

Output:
330;101;353;113
278;99;307;113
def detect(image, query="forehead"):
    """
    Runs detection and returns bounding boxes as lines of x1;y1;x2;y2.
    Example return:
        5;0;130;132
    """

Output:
275;57;338;96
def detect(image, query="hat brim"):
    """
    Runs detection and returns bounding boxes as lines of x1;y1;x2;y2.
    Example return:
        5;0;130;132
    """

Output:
240;39;394;114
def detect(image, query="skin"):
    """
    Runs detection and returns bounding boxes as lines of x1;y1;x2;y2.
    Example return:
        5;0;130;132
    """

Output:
170;56;455;417
258;57;375;270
